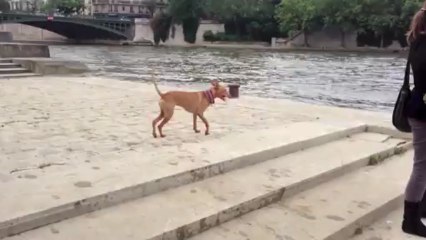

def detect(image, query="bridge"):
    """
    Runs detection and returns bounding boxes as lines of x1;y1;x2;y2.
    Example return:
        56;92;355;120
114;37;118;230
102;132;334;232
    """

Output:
0;13;135;41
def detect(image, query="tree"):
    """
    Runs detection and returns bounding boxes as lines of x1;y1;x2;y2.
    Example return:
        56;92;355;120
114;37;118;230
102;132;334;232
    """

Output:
399;0;423;33
0;0;10;12
366;15;396;47
318;0;363;47
205;0;275;36
42;0;84;16
355;0;396;47
356;0;420;47
202;0;281;41
273;0;425;48
275;0;320;46
150;12;172;46
168;0;204;43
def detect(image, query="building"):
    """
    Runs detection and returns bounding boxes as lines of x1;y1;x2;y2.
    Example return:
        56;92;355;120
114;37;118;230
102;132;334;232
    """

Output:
92;0;167;18
6;0;166;18
8;0;45;13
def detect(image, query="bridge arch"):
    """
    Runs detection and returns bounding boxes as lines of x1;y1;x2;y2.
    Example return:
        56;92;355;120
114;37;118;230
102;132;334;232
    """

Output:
0;13;135;40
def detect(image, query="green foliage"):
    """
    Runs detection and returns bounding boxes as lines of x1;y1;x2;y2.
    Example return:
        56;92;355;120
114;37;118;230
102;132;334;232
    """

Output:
167;0;203;44
168;0;204;22
274;0;425;47
275;0;320;34
203;30;215;41
275;0;320;45
164;0;423;46
203;31;251;42
0;0;10;12
42;0;84;16
205;0;280;41
398;0;423;31
204;0;274;20
182;17;200;43
163;0;281;43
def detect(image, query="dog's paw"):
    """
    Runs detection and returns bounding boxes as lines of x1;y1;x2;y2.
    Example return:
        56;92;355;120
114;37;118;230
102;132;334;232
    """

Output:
160;134;166;138
205;131;210;136
194;130;200;133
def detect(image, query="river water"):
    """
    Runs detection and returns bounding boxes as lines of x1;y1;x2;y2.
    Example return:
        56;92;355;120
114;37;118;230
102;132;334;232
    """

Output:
50;45;407;112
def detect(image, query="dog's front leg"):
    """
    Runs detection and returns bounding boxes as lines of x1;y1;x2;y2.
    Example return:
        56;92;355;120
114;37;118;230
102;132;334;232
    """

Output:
193;113;200;133
198;113;210;135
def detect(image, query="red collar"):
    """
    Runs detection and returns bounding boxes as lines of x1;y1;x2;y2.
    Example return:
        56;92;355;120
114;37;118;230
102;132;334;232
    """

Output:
203;89;215;104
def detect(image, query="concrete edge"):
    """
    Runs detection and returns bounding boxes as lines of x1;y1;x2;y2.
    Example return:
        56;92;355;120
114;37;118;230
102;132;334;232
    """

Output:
0;43;50;58
324;195;405;240
284;142;412;197
155;189;286;240
0;124;368;238
12;59;90;76
147;140;413;240
367;125;412;140
0;74;41;79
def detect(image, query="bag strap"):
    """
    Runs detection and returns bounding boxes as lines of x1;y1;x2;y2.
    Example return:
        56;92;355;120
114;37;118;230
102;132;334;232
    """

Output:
404;56;410;88
404;41;419;88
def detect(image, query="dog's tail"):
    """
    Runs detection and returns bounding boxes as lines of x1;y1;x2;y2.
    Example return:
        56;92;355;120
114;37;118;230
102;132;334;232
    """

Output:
152;77;163;97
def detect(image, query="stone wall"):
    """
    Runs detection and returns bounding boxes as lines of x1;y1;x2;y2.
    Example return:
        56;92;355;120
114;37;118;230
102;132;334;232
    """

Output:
134;18;154;42
277;27;405;50
289;26;358;48
0;24;66;42
14;58;89;74
0;32;13;42
134;19;224;45
0;43;50;58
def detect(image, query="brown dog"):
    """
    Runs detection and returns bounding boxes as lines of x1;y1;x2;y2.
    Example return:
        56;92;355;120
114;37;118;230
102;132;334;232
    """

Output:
152;80;230;138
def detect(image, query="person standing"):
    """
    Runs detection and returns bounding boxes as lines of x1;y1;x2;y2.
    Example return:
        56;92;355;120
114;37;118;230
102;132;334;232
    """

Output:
404;1;426;237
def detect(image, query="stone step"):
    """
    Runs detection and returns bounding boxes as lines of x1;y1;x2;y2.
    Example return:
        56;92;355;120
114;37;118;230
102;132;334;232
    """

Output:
350;207;423;240
5;130;411;240
1;122;367;238
0;63;21;69
190;150;413;240
0;68;30;75
0;73;40;79
0;59;12;63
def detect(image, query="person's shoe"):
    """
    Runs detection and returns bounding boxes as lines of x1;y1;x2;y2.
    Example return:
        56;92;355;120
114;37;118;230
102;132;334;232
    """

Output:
402;201;426;237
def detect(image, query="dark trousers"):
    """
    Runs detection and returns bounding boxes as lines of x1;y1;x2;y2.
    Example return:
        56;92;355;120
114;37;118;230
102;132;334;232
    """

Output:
406;118;426;202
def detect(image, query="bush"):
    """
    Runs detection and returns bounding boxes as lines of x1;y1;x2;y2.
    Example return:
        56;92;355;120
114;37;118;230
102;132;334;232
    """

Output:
203;30;215;42
203;31;249;42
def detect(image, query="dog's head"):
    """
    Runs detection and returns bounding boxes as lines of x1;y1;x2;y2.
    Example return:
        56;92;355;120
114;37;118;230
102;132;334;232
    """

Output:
210;80;230;101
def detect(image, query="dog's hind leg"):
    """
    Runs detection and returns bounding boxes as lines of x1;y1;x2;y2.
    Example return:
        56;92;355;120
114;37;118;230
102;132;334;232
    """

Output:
158;104;174;138
152;110;164;138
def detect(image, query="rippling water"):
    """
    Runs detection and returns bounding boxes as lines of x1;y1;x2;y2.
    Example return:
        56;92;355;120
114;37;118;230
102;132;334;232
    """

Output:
50;45;407;112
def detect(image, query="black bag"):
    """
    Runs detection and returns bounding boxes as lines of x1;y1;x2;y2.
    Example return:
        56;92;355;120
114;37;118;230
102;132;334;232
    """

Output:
392;49;413;133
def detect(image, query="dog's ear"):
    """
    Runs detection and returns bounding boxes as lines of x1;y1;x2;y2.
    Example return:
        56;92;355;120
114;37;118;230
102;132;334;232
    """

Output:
211;80;219;89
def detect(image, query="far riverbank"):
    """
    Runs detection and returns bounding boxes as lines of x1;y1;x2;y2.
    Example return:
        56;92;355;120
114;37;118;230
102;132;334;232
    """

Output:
9;39;408;56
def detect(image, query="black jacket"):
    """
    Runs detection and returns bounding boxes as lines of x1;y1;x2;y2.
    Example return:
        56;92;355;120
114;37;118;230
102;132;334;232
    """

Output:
407;36;426;120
